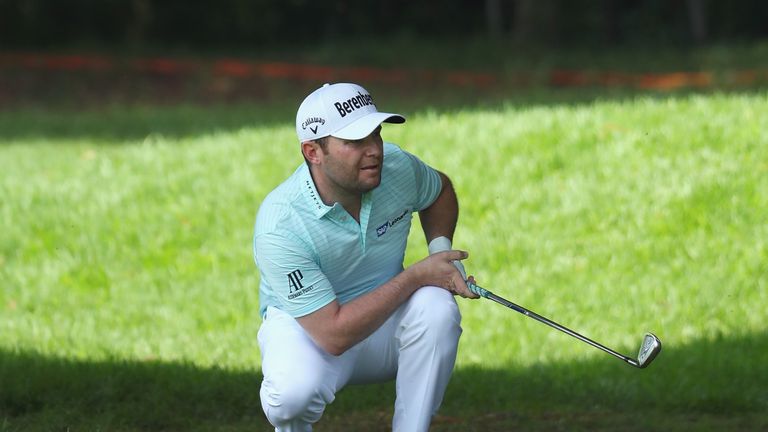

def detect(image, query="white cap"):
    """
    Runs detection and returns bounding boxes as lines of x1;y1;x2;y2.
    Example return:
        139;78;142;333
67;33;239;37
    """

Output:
296;83;405;142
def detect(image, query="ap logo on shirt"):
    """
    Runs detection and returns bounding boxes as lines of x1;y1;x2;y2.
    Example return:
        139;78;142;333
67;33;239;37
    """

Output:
286;269;314;300
287;269;304;292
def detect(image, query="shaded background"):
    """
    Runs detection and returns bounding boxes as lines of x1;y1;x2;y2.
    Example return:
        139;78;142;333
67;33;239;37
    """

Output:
2;0;767;51
2;0;768;111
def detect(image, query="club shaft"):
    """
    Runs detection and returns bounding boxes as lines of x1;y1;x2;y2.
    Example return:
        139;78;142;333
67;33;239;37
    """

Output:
469;283;638;366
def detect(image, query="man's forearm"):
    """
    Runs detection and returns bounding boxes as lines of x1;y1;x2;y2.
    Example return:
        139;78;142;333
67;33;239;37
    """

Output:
297;270;420;356
296;250;469;356
419;171;459;242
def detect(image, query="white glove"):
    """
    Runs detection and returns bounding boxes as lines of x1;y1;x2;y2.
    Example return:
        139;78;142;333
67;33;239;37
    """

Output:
428;236;467;280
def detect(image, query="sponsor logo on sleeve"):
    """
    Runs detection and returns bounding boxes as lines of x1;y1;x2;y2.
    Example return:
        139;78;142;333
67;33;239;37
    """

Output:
286;269;315;299
287;269;304;292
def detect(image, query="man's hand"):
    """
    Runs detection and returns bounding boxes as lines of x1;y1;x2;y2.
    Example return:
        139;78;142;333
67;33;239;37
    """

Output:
428;235;468;276
426;236;479;298
409;250;479;299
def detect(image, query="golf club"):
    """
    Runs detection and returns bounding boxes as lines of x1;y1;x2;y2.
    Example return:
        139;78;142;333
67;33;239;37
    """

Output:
467;282;661;368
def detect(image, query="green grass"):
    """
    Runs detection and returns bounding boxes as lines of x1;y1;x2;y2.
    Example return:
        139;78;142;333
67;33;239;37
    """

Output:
1;90;767;430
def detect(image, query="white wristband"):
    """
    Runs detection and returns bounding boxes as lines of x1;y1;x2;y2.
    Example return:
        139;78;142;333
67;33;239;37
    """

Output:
428;236;453;254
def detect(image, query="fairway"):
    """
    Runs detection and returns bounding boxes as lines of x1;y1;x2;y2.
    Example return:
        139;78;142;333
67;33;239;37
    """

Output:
1;91;767;430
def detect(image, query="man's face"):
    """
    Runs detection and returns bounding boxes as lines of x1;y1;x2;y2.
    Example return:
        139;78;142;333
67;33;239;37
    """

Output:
315;126;384;196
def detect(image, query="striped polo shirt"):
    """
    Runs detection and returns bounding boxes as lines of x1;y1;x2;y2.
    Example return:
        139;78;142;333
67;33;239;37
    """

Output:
254;143;442;318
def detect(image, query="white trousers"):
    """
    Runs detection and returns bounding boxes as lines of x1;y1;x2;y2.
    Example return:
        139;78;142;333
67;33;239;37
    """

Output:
258;286;462;432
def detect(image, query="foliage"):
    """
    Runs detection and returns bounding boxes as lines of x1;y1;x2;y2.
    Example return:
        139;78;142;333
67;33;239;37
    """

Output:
2;0;768;51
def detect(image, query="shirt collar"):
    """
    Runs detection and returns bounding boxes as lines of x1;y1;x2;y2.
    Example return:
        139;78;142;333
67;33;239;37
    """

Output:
298;164;373;222
299;164;333;219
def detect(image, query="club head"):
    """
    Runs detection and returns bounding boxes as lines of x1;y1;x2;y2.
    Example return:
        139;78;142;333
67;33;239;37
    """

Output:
636;333;662;368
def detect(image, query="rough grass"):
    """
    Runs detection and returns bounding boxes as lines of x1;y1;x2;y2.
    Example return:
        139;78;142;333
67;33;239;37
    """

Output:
1;90;767;430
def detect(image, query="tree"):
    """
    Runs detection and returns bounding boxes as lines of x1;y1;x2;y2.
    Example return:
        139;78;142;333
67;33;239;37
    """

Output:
686;0;708;43
485;0;504;38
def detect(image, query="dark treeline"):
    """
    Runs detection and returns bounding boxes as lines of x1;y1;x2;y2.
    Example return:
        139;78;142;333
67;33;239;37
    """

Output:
1;0;767;51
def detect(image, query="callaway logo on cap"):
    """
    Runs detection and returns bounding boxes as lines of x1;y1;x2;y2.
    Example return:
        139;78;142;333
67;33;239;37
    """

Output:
296;83;405;142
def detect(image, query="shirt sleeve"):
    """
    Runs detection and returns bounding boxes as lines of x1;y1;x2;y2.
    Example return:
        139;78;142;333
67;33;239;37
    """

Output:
254;231;336;318
397;146;443;211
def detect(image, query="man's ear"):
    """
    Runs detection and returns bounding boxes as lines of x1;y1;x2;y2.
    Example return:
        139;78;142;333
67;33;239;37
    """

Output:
302;141;323;165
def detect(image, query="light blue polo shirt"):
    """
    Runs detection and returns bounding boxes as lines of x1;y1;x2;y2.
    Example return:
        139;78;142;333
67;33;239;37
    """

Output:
254;143;442;318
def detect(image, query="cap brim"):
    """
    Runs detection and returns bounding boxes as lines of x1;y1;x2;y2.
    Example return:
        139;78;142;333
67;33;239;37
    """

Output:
332;112;405;140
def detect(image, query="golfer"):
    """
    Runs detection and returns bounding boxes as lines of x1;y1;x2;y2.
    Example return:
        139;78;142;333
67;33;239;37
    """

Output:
254;82;478;431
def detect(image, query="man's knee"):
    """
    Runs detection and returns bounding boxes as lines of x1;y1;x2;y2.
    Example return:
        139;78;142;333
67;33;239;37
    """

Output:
260;372;333;426
405;286;462;343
